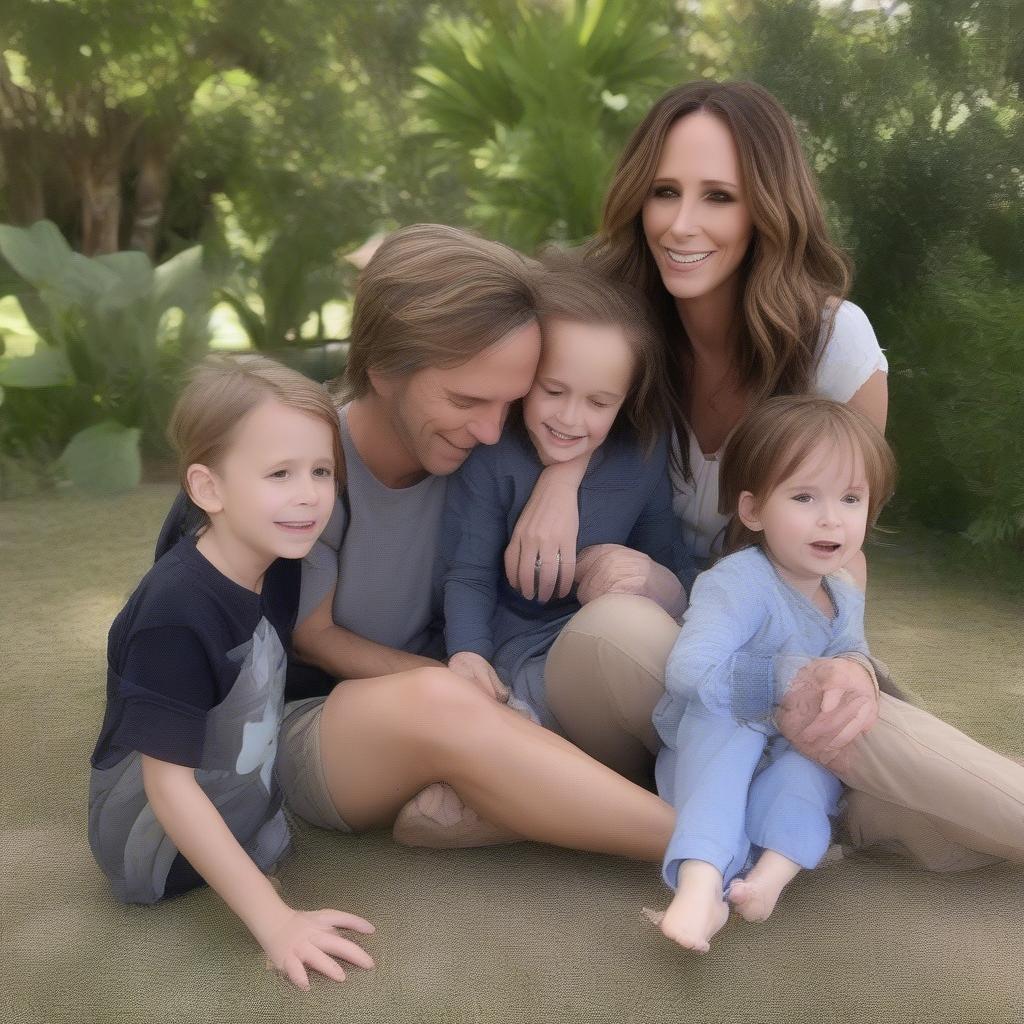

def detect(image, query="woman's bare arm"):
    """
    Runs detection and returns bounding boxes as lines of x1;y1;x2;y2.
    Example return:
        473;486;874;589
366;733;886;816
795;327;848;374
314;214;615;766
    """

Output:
846;369;888;432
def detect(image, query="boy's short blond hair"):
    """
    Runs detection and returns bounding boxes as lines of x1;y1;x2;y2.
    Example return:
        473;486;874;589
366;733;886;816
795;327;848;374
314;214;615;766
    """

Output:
168;355;343;517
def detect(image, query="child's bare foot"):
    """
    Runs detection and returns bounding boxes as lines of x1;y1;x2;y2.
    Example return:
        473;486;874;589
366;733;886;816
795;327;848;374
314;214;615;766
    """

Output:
392;783;520;848
658;861;729;953
727;850;801;922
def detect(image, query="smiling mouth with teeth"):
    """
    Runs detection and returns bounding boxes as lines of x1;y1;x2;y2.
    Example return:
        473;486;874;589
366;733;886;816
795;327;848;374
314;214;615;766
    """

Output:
546;424;583;442
667;250;712;265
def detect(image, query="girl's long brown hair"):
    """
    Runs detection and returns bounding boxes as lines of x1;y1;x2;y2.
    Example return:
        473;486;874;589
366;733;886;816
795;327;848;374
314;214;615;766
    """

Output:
585;80;852;480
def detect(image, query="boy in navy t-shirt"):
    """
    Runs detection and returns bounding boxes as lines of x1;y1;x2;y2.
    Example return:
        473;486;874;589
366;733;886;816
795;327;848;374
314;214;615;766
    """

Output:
89;535;299;902
87;355;375;991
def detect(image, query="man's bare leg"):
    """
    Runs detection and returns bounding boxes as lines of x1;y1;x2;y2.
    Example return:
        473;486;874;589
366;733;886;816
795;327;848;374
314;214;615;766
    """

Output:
392;782;520;848
391;698;540;849
317;667;673;862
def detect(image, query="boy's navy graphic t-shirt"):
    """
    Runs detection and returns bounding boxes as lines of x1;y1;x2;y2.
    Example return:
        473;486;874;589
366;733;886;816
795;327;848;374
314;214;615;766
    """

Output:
88;535;300;903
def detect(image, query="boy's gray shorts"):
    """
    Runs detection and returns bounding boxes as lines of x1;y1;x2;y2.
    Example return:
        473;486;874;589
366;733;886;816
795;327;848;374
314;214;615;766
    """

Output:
277;697;352;833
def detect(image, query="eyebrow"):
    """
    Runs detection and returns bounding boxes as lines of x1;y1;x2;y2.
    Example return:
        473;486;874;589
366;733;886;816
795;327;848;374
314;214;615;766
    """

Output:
539;377;625;400
652;177;739;190
265;455;333;466
445;389;486;403
783;481;868;491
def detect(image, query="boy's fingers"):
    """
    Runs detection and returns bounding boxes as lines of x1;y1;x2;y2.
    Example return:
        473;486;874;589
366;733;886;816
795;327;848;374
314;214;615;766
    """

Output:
321;934;376;971
284;955;310;991
487;667;510;701
318;910;375;934
305;946;347;983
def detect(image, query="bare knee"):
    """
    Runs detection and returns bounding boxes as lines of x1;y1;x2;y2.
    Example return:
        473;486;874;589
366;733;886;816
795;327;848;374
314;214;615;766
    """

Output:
320;667;492;747
391;666;502;742
404;666;487;709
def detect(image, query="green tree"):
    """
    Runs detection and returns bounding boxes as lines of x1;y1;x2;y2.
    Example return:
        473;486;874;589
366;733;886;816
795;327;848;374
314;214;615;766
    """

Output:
710;0;1024;547
0;0;223;256
413;0;687;250
0;0;455;262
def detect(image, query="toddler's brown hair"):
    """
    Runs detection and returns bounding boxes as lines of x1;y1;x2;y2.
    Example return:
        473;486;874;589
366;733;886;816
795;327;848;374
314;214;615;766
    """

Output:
719;396;896;554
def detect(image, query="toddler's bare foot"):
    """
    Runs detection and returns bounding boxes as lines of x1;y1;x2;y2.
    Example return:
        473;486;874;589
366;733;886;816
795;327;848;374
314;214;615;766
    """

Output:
727;850;801;922
392;783;521;849
658;861;729;953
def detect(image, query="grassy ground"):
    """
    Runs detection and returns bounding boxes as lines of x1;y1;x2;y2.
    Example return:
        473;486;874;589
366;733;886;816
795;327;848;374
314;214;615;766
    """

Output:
2;484;1022;1024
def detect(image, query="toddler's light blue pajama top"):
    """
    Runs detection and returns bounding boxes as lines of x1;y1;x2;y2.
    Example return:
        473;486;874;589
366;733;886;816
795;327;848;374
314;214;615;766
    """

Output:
652;545;868;889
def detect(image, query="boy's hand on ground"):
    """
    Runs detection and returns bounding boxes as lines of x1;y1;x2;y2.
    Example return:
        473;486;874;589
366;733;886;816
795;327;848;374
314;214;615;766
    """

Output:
447;652;510;703
262;908;376;990
775;658;878;773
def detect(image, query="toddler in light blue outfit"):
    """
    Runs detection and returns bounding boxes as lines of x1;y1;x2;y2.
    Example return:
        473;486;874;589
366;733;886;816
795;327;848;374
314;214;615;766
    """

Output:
653;396;896;952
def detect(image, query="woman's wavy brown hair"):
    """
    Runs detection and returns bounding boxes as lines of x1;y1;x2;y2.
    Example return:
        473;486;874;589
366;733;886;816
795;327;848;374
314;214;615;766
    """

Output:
584;80;852;480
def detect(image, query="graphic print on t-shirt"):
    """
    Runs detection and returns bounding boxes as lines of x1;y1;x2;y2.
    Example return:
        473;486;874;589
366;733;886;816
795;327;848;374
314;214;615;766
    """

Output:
91;617;289;904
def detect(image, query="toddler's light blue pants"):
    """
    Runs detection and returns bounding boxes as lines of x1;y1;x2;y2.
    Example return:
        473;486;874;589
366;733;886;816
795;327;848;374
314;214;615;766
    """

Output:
656;702;843;889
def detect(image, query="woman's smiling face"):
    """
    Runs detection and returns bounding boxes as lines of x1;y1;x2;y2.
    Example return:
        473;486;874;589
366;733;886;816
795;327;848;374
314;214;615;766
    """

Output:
641;111;754;307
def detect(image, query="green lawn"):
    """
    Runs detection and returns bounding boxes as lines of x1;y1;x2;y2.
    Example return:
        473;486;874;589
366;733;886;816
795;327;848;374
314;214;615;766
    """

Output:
2;485;1021;1024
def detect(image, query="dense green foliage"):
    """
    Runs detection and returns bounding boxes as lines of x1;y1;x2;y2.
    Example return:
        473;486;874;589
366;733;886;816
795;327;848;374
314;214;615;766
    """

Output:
0;0;1021;556
0;221;209;493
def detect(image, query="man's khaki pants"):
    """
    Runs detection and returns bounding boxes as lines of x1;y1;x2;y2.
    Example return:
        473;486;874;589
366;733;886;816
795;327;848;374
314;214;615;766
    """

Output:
545;594;1024;872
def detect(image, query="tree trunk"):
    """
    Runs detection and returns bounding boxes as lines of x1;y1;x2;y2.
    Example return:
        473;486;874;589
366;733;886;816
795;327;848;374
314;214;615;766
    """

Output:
78;161;122;256
129;131;176;259
0;60;47;226
0;129;46;225
67;105;141;256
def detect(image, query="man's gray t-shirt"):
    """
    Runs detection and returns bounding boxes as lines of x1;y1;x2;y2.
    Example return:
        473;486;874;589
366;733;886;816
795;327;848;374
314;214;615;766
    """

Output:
297;404;447;662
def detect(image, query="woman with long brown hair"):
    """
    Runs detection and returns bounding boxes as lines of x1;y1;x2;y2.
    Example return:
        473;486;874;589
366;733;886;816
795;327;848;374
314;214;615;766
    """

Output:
496;80;1024;874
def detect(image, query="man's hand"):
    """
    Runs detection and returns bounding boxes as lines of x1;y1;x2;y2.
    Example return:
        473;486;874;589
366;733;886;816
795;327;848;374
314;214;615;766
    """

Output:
575;544;687;618
505;457;587;601
775;657;878;774
447;652;510;703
